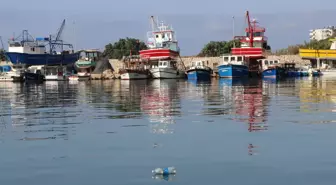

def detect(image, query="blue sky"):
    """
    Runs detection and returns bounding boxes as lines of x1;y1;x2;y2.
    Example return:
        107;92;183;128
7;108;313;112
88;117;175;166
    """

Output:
1;0;336;55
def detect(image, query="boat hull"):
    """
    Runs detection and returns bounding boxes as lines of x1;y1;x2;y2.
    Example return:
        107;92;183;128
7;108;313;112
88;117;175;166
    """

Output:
45;75;65;81
150;68;185;79
120;69;149;80
68;75;79;81
286;71;300;77
186;68;211;80
24;72;45;82
262;67;286;78
299;71;309;76
217;64;249;78
5;52;79;66
0;75;14;82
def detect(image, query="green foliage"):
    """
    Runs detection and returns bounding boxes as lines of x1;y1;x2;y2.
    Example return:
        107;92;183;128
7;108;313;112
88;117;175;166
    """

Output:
275;38;333;55
301;38;332;50
198;40;241;57
103;38;147;59
0;49;6;61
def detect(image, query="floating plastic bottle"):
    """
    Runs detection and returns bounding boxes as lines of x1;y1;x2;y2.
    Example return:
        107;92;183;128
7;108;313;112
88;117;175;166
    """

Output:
152;167;176;175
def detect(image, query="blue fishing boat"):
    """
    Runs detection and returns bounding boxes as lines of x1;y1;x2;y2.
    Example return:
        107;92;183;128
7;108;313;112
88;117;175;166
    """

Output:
5;20;79;66
259;59;286;78
217;55;249;78
282;63;300;77
186;61;212;80
262;66;286;78
298;68;309;76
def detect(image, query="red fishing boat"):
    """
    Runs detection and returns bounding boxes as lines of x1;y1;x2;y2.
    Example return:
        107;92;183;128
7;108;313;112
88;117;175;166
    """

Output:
139;16;185;79
218;11;269;78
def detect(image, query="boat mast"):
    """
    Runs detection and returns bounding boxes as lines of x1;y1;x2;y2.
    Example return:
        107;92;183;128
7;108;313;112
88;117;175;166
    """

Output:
150;16;157;48
232;16;235;48
246;11;254;47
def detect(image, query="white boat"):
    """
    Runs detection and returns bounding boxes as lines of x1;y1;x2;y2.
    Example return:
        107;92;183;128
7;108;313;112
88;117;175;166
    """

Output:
150;60;185;79
119;55;150;80
0;64;24;82
139;16;186;78
321;69;336;77
44;66;66;81
0;73;14;81
77;72;91;81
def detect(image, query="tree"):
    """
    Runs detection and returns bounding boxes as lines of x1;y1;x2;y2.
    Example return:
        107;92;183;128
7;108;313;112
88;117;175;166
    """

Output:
275;37;333;55
198;40;241;57
0;49;6;61
103;38;147;59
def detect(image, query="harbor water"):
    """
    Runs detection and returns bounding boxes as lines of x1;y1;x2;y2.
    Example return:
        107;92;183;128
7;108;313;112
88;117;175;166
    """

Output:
0;77;335;184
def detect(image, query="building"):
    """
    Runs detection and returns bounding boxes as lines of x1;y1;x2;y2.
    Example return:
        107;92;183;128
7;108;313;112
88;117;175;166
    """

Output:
309;26;335;41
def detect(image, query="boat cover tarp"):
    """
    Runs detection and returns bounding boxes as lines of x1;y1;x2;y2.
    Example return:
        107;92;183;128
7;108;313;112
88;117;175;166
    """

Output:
92;57;114;74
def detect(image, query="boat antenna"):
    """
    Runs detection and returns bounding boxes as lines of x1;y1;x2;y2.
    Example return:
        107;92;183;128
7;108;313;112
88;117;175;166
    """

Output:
0;36;4;50
232;16;235;48
73;20;76;52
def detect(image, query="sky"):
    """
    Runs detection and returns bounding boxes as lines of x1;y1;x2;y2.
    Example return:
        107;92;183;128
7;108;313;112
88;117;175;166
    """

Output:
1;0;336;56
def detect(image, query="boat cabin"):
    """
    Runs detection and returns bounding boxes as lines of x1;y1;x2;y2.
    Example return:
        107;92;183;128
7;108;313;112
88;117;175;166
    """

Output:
79;49;101;62
27;65;44;75
222;55;246;65
146;17;179;53
43;66;64;76
8;38;46;54
151;60;177;69
191;61;207;67
258;59;279;70
281;63;297;71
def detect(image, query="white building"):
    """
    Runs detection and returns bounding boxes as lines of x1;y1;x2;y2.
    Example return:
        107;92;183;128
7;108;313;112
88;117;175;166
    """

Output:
309;27;335;41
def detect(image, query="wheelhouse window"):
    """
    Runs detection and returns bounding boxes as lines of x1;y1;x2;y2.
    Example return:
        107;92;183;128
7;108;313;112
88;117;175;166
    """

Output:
264;60;269;65
224;57;229;61
237;56;243;61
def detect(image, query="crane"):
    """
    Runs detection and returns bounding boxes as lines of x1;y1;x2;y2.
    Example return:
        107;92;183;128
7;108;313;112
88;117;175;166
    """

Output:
50;19;71;54
246;11;254;48
0;36;4;50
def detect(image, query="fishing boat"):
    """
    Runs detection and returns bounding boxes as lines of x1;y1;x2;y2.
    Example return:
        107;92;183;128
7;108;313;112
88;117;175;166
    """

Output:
5;20;79;66
259;59;286;78
140;16;185;79
119;55;150;80
150;60;185;79
74;49;99;81
44;66;66;81
0;64;24;82
24;65;45;82
228;11;270;77
186;60;212;80
298;66;309;76
217;55;249;78
282;63;300;77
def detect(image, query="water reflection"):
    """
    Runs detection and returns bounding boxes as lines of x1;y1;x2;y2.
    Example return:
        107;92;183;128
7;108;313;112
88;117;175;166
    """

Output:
141;79;182;134
152;174;176;181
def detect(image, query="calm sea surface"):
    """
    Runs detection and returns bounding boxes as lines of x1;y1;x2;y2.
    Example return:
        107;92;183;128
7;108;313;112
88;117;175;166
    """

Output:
0;77;336;185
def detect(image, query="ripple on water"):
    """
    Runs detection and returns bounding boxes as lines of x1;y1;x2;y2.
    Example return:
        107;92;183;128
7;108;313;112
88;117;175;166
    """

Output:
0;78;335;184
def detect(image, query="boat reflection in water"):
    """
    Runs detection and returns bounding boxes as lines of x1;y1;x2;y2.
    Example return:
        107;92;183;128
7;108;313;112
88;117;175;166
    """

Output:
141;79;182;134
1;82;79;140
211;78;268;128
